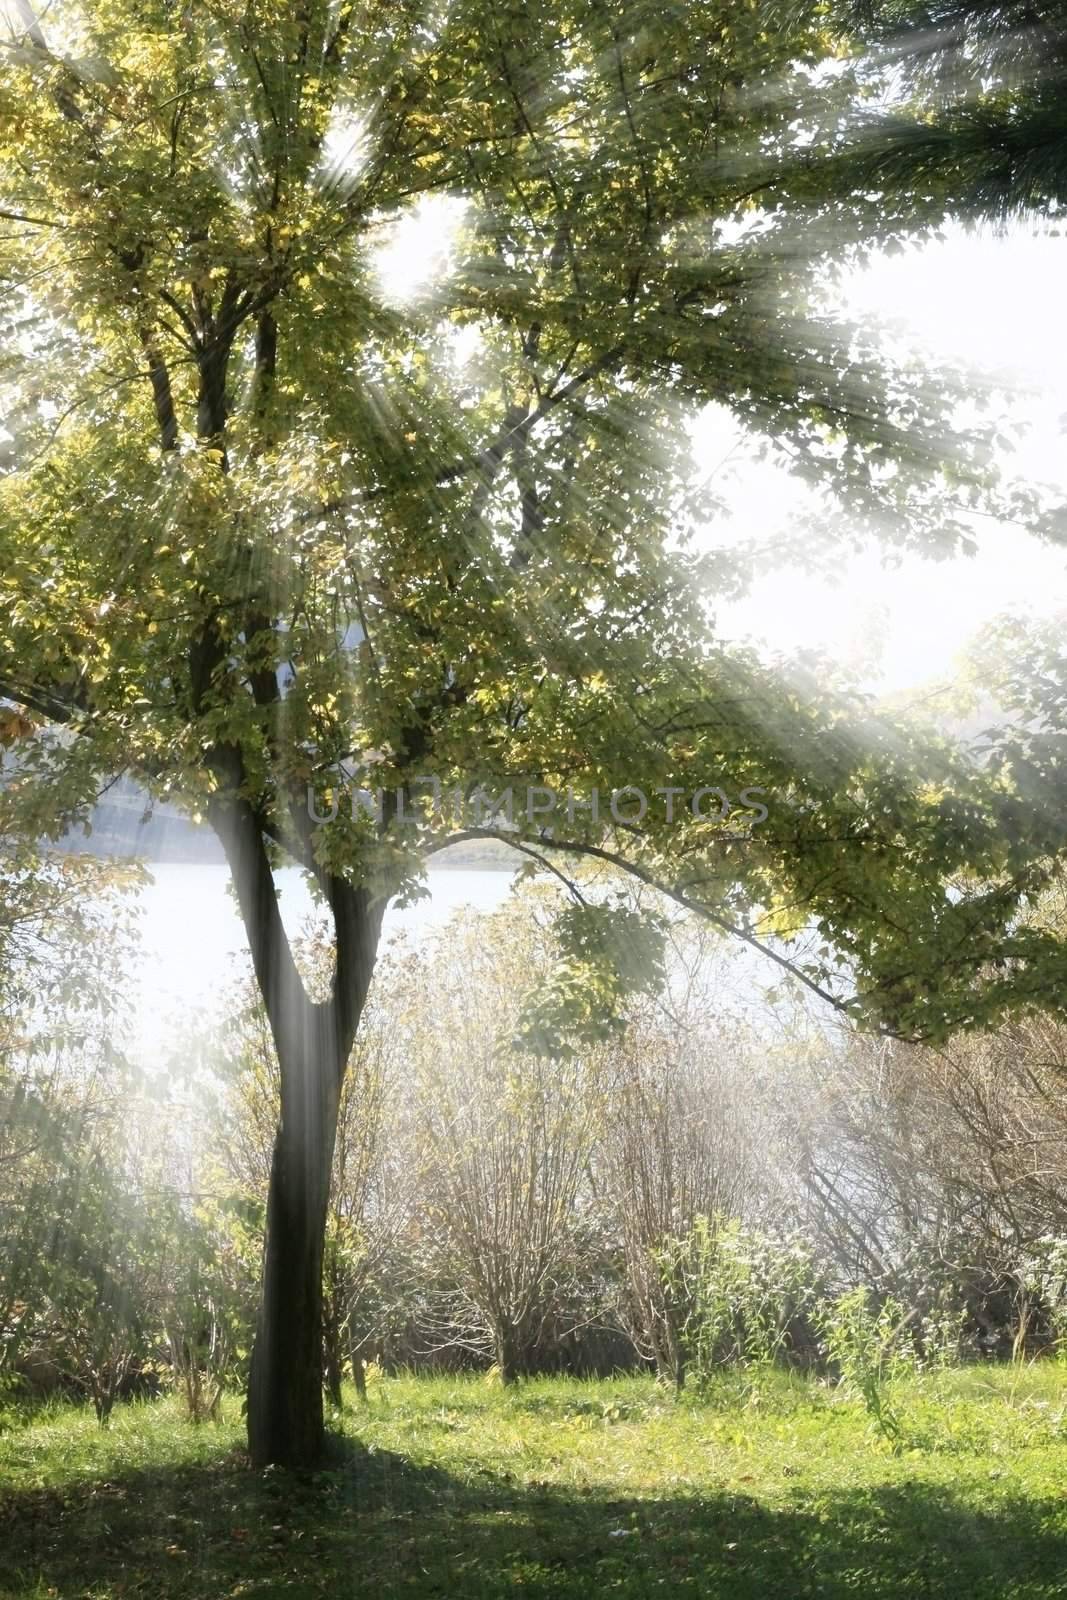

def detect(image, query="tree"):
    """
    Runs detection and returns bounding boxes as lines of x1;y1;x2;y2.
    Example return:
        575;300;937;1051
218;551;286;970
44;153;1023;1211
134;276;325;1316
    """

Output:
1;0;1061;1464
840;0;1067;223
598;921;768;1386
157;1192;260;1424
0;833;142;1388
213;927;412;1404
0;833;142;1057
0;1048;165;1420
404;903;603;1382
784;983;1067;1357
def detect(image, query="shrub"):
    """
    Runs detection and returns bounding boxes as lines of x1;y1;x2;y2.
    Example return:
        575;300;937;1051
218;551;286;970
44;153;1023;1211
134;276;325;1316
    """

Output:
657;1216;824;1392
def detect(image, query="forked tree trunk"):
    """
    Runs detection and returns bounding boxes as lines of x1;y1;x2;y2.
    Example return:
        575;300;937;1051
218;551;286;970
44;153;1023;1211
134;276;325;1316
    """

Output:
210;788;383;1469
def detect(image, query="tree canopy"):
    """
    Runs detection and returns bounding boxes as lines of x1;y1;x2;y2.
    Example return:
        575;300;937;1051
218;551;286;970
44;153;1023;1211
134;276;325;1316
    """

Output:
0;0;1060;1033
843;0;1067;217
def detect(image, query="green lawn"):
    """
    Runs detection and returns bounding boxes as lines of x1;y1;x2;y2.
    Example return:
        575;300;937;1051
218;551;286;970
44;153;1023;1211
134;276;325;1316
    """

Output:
2;1368;1067;1598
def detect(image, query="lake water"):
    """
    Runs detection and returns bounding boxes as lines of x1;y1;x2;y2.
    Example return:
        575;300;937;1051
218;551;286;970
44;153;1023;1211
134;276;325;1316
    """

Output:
129;862;517;1060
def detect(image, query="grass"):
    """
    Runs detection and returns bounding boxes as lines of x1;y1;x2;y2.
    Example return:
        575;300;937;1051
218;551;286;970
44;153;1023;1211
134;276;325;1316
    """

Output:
2;1366;1067;1597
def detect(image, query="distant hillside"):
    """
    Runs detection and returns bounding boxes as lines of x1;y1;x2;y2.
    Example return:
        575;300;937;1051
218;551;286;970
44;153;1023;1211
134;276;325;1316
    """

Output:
425;835;517;870
46;777;223;863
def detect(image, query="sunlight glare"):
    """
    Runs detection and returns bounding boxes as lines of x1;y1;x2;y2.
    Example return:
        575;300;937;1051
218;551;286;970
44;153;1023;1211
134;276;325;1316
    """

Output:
318;108;371;197
374;194;469;304
705;225;1067;692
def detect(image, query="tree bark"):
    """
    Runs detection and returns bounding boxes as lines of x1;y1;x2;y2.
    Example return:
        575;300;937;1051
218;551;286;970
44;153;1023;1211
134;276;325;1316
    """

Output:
247;1037;338;1468
209;785;383;1468
495;1321;524;1386
244;968;382;1464
324;1343;345;1411
322;1268;346;1411
351;1347;368;1401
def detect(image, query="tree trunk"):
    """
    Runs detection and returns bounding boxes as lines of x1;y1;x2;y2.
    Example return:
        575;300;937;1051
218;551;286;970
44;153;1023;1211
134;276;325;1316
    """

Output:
495;1322;523;1386
666;1319;687;1394
247;1062;338;1468
209;787;384;1469
351;1349;368;1400
323;1293;345;1410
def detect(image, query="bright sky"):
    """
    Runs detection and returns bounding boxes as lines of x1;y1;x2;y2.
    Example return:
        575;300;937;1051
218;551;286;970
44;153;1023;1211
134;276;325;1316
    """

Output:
715;226;1067;693
378;208;1067;696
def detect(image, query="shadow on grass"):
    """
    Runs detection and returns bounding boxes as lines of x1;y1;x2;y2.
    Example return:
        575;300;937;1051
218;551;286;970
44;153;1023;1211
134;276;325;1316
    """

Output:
1;1430;1065;1599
